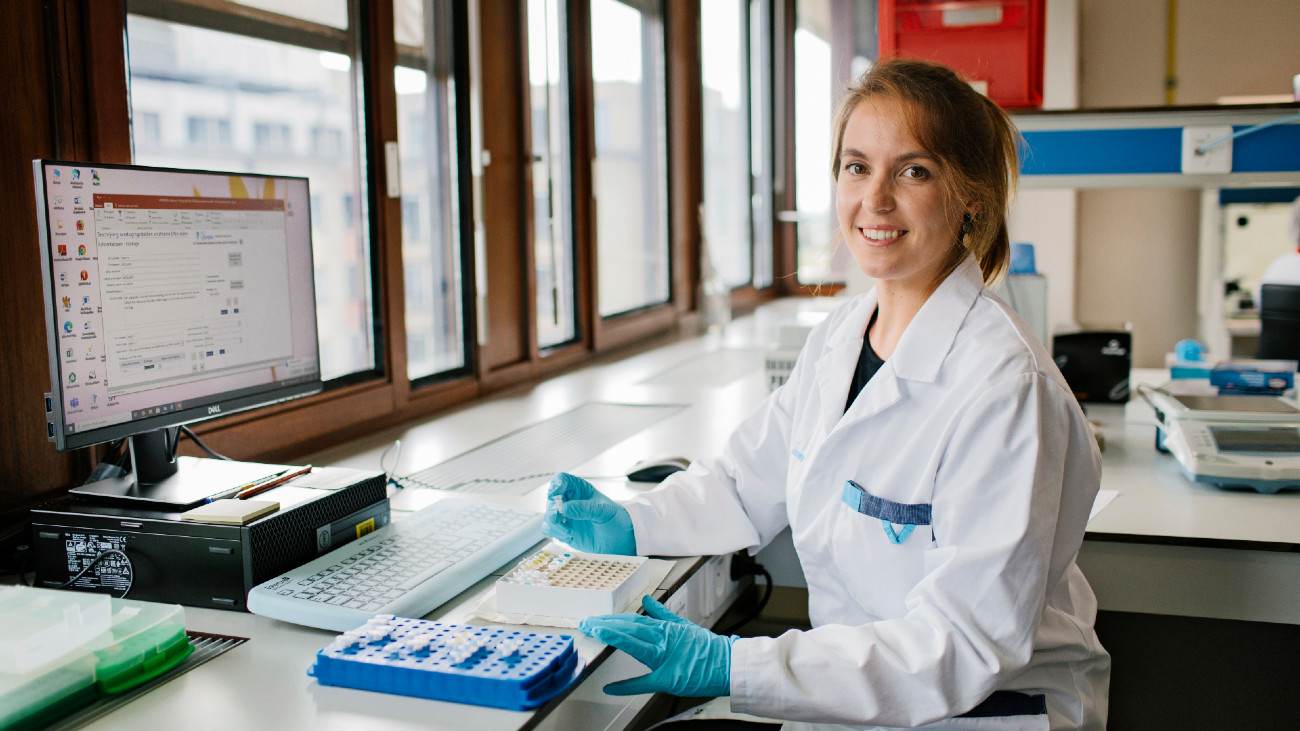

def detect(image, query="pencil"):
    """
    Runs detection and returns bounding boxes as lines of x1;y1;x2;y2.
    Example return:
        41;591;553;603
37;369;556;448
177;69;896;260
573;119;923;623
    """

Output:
236;465;313;499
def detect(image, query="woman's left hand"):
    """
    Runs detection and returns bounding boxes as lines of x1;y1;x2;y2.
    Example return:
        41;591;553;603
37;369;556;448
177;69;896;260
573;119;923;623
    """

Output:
580;595;735;697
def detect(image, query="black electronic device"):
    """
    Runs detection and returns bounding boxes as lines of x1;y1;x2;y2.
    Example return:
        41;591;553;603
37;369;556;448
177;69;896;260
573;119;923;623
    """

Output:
32;160;322;501
1052;330;1132;403
1258;283;1300;364
31;466;388;611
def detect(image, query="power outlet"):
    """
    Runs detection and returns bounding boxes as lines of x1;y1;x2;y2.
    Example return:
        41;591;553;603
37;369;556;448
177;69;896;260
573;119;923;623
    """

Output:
1181;126;1233;174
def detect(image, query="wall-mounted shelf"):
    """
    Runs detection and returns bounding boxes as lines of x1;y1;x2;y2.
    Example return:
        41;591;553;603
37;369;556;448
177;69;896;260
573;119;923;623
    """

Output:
1013;104;1300;189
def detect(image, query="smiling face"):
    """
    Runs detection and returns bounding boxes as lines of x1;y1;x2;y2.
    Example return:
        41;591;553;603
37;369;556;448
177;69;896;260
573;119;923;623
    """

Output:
835;98;965;298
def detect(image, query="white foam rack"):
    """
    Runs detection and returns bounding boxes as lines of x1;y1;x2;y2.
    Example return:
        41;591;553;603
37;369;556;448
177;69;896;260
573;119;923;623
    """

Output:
495;548;650;620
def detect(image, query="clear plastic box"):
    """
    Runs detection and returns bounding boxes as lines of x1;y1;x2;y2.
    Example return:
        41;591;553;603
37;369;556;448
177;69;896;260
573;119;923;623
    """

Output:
0;585;112;674
0;587;192;730
91;598;192;694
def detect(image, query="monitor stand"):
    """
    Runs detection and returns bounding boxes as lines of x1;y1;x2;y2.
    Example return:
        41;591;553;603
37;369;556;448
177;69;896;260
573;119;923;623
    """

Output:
68;429;287;511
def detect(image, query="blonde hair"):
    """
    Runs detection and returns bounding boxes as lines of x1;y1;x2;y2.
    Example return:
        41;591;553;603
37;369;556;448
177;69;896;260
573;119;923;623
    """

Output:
831;57;1021;286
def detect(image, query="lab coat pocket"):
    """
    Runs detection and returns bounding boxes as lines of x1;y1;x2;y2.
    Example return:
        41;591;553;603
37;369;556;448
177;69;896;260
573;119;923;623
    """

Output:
841;480;932;545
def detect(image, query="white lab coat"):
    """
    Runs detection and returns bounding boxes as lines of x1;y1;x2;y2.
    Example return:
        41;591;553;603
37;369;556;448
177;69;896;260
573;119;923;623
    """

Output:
1261;250;1300;286
623;256;1109;730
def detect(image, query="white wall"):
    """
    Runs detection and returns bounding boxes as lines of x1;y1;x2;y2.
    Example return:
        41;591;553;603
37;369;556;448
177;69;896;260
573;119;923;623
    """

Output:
1071;0;1300;366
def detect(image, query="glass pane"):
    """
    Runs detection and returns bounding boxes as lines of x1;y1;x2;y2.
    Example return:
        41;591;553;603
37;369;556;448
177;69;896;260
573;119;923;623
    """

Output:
701;0;752;289
529;0;577;347
394;0;424;48
793;0;838;284
750;0;774;289
126;14;374;382
591;0;670;317
232;0;348;29
397;63;466;379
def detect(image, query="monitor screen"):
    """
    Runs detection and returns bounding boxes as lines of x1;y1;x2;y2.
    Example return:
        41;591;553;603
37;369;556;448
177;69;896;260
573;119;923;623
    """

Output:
34;160;322;452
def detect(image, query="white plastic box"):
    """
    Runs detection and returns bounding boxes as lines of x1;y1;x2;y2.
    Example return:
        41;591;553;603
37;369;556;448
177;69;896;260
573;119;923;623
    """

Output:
495;548;650;620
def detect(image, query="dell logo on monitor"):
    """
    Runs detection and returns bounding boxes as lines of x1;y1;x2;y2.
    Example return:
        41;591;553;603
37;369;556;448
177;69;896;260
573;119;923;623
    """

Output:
208;405;222;415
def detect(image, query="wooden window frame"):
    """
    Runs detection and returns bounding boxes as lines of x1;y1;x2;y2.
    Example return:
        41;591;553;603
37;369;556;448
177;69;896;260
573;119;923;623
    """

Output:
1;0;811;517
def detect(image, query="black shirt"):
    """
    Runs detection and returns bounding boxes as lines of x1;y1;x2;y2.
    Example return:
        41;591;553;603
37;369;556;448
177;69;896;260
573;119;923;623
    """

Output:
845;310;886;413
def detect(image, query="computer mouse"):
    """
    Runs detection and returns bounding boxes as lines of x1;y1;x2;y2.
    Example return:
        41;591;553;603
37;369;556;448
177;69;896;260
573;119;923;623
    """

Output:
626;456;691;483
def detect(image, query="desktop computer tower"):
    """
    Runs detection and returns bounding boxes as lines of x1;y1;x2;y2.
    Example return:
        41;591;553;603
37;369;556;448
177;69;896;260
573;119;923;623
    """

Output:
30;466;389;611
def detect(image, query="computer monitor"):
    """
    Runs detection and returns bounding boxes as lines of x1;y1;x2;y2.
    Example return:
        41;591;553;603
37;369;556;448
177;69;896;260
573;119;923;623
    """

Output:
33;160;322;501
1257;283;1300;366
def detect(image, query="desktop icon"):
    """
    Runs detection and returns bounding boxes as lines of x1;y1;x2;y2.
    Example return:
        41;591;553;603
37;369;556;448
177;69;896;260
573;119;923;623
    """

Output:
92;394;98;405
63;321;73;333
56;220;64;230
62;296;71;308
82;296;89;306
53;169;61;178
76;220;84;231
58;244;67;256
68;372;76;383
83;322;90;331
65;348;73;359
72;170;80;180
88;371;97;380
59;272;67;282
70;397;79;409
92;170;100;182
54;195;63;206
80;270;88;281
77;244;86;256
73;196;81;206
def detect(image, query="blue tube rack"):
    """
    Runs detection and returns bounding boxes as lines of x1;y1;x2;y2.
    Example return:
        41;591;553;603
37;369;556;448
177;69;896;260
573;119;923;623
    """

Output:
308;615;579;711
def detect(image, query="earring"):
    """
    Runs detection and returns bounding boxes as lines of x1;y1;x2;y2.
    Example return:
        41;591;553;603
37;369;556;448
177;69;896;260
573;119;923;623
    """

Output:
960;212;973;236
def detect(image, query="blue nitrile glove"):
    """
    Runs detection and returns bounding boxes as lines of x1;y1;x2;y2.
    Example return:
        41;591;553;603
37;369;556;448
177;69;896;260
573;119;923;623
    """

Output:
541;472;636;555
579;595;736;697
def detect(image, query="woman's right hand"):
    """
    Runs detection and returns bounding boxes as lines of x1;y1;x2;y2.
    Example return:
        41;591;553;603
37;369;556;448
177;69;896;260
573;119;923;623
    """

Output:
542;472;636;555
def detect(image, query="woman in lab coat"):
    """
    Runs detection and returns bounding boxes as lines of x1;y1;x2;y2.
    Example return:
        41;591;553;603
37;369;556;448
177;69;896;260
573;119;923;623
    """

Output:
545;57;1109;730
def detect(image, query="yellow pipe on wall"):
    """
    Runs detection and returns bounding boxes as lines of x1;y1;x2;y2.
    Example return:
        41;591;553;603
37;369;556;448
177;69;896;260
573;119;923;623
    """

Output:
1165;0;1178;105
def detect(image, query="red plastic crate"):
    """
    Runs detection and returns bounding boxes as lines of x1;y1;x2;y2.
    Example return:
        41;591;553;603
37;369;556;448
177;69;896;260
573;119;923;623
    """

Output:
878;0;1045;109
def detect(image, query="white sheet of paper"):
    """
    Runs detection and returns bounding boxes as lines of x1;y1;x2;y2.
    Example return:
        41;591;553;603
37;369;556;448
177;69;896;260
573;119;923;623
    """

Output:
1089;490;1119;522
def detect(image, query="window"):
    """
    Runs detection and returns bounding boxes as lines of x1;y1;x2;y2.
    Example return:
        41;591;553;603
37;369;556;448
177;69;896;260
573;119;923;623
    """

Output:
701;0;753;289
793;1;836;284
136;111;162;146
590;0;670;317
528;0;577;347
395;0;468;381
311;126;343;156
186;116;232;148
254;122;293;153
126;6;376;382
791;0;876;285
749;0;774;289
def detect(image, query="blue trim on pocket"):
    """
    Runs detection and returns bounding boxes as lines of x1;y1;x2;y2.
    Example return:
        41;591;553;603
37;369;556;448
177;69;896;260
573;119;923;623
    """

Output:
880;521;915;544
842;480;931;525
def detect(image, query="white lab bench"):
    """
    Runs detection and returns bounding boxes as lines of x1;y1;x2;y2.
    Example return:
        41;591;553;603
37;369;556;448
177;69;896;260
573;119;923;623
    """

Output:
1078;382;1300;626
68;301;1300;730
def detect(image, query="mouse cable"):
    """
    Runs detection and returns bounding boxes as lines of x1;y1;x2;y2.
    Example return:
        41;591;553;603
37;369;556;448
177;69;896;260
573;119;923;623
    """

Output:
391;469;633;492
392;471;558;491
59;548;134;599
380;439;404;487
715;552;773;636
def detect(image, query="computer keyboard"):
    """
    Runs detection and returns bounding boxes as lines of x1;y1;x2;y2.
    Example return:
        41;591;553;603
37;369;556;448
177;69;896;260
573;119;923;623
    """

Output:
247;496;543;632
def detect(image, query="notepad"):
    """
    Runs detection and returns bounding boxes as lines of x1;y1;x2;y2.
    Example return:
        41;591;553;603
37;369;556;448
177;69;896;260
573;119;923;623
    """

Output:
179;499;279;525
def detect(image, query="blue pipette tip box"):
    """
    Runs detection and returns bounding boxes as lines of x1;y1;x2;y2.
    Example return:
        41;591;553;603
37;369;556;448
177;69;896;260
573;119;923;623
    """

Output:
308;616;580;711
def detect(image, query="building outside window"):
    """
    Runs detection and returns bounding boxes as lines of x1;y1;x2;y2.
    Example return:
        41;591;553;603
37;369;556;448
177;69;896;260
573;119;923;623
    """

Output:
126;1;376;381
